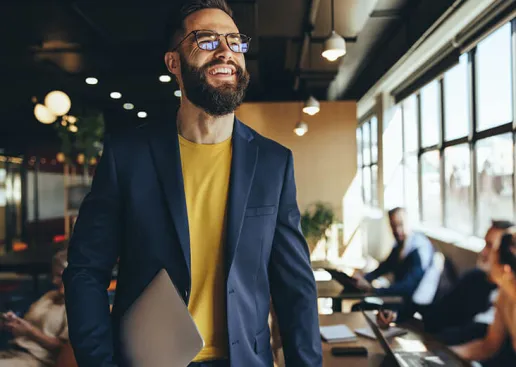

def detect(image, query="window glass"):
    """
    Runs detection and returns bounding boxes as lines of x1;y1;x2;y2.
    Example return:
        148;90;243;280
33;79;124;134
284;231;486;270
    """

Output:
363;122;371;166
444;54;469;140
403;95;419;153
357;127;363;168
421;151;442;225
421;81;440;147
476;134;514;236
404;154;419;222
371;117;378;163
476;23;512;131
363;166;372;204
444;145;472;234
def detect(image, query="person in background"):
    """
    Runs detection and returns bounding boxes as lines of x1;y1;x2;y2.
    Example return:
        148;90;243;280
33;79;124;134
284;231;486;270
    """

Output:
450;230;516;366
354;207;434;298
0;249;69;367
377;220;513;345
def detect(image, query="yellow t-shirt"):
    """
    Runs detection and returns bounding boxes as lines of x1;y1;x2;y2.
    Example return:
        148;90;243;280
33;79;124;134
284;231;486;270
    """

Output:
179;134;232;361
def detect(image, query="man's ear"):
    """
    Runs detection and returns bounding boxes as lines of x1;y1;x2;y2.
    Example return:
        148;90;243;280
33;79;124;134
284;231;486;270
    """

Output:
165;51;180;77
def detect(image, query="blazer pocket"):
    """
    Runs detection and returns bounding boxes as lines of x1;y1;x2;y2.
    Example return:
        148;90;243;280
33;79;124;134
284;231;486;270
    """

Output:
254;327;271;354
245;205;277;217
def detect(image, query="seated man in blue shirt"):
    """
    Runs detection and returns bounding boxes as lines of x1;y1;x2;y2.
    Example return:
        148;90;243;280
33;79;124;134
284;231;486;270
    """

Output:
354;207;434;298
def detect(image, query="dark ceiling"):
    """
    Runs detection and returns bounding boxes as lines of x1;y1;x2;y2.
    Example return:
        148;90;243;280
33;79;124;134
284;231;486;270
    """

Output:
0;0;456;155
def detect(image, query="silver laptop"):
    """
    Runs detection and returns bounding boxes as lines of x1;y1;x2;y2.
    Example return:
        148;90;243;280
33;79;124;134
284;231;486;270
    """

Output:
122;269;204;367
361;310;464;367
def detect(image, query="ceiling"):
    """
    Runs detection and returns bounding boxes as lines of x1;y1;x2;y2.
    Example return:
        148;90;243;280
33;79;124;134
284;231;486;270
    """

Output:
0;0;457;155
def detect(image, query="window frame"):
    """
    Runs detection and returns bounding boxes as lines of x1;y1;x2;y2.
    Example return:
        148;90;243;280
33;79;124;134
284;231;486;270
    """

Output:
396;18;516;236
357;114;379;207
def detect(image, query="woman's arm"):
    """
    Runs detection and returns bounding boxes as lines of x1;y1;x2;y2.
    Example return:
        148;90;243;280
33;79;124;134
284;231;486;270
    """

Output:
451;307;506;361
26;324;63;351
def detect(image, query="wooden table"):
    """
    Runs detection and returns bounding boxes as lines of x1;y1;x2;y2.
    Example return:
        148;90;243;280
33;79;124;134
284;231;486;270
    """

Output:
320;312;470;367
317;280;404;312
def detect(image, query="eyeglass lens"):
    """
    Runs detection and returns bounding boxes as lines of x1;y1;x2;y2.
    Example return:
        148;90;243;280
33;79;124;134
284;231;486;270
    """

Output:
195;31;250;53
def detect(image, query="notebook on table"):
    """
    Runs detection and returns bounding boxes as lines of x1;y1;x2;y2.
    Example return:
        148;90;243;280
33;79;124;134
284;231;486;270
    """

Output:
320;324;357;343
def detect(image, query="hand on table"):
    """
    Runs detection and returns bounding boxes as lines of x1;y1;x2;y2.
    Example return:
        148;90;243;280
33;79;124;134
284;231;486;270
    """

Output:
376;310;396;330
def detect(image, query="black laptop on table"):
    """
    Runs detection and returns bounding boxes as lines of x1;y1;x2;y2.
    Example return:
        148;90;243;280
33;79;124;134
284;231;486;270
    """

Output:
361;310;467;367
323;268;365;294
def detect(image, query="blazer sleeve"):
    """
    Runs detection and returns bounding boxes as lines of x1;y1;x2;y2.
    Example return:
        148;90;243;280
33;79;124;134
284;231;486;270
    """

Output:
268;151;323;367
364;247;397;282
375;250;425;297
62;136;121;367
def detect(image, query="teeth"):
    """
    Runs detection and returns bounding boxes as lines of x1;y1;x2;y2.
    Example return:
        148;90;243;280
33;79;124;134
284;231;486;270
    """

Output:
210;67;233;75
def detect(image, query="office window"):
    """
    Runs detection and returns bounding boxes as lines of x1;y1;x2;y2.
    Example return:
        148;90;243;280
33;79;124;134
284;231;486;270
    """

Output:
444;145;472;234
357;127;363;168
357;116;379;207
421;151;441;225
403;95;419;153
476;134;514;236
444;54;469;140
421;81;440;147
362;121;371;166
404;153;419;221
476;23;512;131
371;116;378;163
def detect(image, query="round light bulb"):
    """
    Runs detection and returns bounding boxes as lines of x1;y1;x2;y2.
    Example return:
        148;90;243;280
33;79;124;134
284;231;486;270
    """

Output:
123;103;134;110
44;90;71;116
174;90;182;98
86;77;98;85
138;111;148;119
34;104;57;124
159;75;172;83
110;92;122;99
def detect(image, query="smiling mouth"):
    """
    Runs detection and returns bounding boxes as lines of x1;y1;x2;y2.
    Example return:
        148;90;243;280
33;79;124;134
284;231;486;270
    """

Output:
208;67;235;76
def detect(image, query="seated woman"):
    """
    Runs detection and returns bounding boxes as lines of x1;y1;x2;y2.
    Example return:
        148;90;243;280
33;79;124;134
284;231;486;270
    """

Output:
450;230;516;366
0;249;69;367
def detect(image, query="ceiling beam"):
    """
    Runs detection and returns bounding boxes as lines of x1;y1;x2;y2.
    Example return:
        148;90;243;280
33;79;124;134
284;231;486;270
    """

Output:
293;0;322;92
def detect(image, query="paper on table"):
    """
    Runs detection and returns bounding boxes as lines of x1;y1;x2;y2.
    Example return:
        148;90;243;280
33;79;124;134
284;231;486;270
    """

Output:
320;324;357;343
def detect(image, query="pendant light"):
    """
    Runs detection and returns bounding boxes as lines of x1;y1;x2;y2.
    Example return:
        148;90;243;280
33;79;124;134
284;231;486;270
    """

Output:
303;95;320;116
294;121;308;136
322;0;346;62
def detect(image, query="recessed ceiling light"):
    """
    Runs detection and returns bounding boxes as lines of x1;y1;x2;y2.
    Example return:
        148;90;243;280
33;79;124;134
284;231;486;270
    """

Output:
110;92;122;99
159;75;172;83
137;111;147;119
123;103;134;110
174;90;182;98
86;77;98;85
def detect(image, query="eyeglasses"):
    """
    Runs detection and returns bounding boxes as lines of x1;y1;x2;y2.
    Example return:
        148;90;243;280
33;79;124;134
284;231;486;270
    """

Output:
172;30;251;54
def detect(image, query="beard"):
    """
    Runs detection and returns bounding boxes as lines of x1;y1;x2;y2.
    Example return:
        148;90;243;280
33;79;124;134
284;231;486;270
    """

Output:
179;53;250;116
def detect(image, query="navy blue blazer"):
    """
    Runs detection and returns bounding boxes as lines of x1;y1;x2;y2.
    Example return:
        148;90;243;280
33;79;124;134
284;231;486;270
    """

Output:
63;117;323;367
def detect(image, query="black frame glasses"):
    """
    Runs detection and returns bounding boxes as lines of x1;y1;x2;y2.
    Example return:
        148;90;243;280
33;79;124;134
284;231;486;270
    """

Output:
172;30;251;54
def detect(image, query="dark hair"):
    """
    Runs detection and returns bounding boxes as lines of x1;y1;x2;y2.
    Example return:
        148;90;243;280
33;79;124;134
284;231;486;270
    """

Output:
166;0;234;50
388;207;405;218
491;220;514;230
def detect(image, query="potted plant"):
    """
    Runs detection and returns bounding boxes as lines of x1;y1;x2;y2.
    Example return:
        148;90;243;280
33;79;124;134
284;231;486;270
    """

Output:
301;202;336;254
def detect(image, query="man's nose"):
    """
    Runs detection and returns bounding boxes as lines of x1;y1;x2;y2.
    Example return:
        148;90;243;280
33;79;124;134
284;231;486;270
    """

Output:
214;38;234;61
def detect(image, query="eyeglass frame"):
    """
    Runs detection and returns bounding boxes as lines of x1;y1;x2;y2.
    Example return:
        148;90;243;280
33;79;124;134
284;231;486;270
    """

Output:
171;29;252;54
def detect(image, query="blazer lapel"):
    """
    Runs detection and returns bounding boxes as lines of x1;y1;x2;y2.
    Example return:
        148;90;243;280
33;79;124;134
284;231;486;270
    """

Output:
226;118;258;276
147;122;191;277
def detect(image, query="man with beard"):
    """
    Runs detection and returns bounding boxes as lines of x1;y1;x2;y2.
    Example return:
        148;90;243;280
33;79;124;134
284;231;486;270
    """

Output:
62;1;322;367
